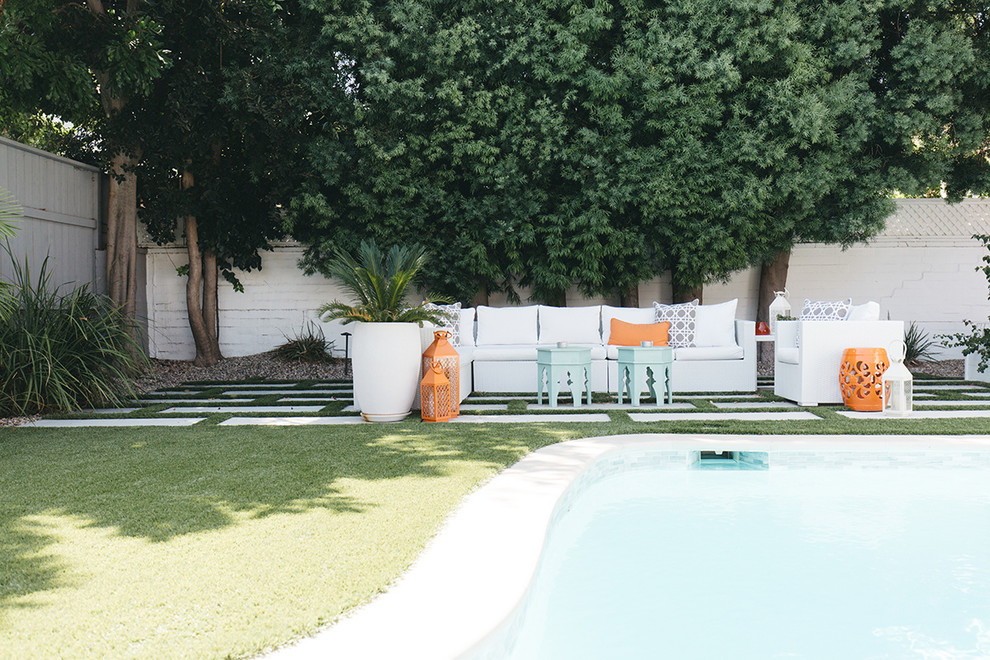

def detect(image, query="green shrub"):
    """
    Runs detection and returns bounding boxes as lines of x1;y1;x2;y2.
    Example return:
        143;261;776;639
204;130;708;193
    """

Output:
0;249;147;415
272;323;335;363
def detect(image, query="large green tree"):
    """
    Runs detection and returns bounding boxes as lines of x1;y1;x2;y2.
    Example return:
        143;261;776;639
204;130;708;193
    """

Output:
288;0;989;305
1;0;306;364
134;1;306;365
1;0;168;320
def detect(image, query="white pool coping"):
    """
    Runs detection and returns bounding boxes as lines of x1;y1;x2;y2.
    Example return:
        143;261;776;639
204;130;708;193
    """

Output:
263;433;990;660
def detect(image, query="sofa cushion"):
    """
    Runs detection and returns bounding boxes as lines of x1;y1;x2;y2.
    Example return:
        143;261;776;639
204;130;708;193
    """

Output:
847;301;881;322
476;305;538;345
653;300;698;347
608;318;670;346
537;305;603;345
694;299;737;347
473;344;540;361
673;345;745;361
474;343;606;361
607;344;743;361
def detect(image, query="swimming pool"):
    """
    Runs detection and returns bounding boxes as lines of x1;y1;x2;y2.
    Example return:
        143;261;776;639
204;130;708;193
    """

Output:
493;462;990;659
268;436;990;660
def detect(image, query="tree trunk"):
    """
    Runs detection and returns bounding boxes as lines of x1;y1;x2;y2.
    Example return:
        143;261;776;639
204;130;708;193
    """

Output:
758;249;791;324
471;285;489;307
182;171;223;366
672;280;703;304
757;249;791;364
619;284;639;307
105;152;138;321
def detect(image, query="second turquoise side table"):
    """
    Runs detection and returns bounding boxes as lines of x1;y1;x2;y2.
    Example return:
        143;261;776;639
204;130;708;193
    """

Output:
617;345;674;406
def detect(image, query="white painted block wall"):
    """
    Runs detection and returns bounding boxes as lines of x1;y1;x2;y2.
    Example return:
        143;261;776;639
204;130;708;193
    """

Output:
145;246;353;360
143;200;990;362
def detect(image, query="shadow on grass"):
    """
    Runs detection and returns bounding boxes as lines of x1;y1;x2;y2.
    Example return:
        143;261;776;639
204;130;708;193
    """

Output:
0;420;575;617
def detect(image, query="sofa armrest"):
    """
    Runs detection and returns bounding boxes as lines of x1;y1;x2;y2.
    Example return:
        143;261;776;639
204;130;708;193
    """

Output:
735;319;756;355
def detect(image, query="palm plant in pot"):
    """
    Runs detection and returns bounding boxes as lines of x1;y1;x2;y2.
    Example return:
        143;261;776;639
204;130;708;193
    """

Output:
318;240;451;422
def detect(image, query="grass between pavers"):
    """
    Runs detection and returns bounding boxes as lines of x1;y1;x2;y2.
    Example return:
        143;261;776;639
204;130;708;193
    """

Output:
4;383;990;658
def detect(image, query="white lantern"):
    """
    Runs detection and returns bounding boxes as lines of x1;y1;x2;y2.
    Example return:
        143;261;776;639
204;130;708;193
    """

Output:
768;289;791;336
882;340;913;416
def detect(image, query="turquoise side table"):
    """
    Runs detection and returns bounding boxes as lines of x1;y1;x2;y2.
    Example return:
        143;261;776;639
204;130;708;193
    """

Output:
617;345;674;406
536;346;592;407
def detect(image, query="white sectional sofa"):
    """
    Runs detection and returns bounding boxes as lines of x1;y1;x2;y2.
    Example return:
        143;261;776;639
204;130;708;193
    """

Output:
459;302;756;394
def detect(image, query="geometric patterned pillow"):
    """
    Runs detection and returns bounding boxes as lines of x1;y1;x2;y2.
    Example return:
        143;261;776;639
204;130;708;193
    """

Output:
423;302;463;346
653;299;699;348
796;298;852;347
799;298;852;321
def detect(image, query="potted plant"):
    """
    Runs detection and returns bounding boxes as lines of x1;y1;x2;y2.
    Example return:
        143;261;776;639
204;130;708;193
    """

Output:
318;240;450;422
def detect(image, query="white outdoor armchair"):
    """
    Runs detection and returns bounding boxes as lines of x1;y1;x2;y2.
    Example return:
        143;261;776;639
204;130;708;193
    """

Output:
774;320;905;406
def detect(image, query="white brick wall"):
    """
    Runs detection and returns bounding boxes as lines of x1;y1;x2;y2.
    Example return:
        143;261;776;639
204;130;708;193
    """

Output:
145;246;352;360
143;208;990;361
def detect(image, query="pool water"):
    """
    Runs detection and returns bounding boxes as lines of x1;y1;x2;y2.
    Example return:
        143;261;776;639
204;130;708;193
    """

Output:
502;467;990;659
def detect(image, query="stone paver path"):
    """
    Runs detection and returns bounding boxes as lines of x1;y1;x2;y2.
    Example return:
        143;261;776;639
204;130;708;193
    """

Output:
14;377;990;427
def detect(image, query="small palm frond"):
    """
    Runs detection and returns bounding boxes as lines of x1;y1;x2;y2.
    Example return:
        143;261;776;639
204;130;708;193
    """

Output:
0;188;22;239
318;240;450;325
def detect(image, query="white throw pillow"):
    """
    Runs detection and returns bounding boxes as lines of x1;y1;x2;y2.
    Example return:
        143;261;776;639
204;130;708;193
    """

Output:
476;305;539;346
537;305;603;345
847;301;881;322
694;299;738;347
653;300;698;348
601;305;656;344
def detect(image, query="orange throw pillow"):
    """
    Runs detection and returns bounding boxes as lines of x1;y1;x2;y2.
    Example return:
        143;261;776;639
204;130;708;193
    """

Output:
608;319;670;346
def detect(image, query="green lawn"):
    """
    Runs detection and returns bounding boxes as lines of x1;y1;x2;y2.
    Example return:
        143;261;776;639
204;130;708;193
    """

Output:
2;407;990;658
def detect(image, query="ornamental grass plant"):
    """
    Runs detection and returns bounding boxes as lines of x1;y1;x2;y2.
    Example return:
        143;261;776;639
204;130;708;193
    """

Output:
0;248;147;416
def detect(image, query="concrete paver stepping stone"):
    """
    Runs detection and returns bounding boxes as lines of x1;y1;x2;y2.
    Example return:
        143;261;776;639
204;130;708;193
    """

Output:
837;409;990;420
458;404;508;411
629;411;822;422
526;402;697;411
914;384;985;390
913;400;990;407
711;401;799;409
451;414;611;423
219;416;367;426
963;392;990;398
80;408;141;414
158;405;326;414
23;418;206;427
278;397;343;403
137;398;256;404
221;390;318;396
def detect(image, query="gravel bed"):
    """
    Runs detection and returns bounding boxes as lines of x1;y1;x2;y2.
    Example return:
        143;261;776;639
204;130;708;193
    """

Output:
133;352;350;394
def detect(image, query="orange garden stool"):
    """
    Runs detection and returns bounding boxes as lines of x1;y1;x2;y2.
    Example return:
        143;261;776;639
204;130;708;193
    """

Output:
839;347;890;411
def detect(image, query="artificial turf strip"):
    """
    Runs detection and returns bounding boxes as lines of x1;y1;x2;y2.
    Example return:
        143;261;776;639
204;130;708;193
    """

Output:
4;410;990;658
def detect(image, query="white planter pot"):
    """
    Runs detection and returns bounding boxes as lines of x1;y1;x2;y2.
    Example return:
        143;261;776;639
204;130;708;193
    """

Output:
352;322;422;422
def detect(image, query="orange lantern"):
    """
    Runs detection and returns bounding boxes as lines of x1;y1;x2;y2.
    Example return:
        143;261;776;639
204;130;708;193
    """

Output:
422;330;460;417
420;360;452;422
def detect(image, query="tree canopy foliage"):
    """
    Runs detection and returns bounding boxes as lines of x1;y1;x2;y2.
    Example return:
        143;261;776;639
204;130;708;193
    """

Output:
3;0;988;309
287;0;990;302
